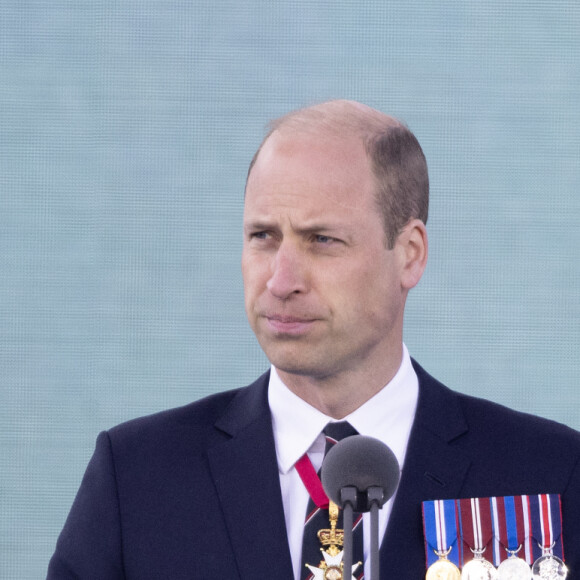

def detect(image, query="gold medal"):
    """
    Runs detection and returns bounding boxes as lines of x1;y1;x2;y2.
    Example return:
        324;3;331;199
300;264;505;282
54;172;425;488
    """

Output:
304;501;362;580
426;549;461;580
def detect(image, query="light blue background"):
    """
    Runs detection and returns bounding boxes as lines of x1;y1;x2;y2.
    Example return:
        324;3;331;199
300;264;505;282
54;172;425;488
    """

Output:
1;1;579;577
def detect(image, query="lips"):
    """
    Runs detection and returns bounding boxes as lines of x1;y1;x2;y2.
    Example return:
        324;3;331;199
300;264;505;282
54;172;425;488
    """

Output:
263;314;318;335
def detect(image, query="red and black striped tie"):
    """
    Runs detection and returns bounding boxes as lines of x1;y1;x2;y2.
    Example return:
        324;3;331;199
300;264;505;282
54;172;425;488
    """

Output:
300;421;364;580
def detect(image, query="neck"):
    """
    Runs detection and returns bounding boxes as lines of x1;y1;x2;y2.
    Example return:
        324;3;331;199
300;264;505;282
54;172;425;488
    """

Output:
275;345;403;419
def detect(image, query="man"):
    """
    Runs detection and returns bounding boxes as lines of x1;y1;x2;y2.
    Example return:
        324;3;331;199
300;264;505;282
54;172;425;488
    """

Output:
47;101;580;579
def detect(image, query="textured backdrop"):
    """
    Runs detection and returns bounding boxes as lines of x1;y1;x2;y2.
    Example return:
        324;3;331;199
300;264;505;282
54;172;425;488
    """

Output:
1;1;579;577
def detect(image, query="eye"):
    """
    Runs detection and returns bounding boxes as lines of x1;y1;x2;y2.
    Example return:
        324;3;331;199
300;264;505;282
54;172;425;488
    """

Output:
249;231;270;240
314;234;337;244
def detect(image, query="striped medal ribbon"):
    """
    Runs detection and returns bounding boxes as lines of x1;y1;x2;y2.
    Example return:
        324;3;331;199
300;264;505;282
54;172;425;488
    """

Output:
458;497;497;580
492;496;532;580
423;499;461;580
529;494;567;580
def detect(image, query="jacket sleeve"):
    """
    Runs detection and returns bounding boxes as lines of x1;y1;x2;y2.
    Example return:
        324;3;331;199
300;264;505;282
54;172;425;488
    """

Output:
46;431;125;579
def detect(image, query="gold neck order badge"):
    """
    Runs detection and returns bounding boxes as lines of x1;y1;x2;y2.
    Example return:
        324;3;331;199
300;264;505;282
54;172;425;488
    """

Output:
317;501;344;556
305;501;362;580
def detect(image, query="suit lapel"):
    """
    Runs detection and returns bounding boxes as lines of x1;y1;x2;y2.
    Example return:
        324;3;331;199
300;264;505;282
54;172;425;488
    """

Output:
379;361;472;578
206;363;471;579
207;374;294;580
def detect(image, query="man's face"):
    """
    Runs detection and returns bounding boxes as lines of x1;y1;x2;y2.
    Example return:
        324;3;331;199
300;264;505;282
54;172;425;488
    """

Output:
242;131;408;383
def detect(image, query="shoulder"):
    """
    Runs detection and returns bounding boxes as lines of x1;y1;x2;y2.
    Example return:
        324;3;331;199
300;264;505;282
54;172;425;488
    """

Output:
455;388;580;471
413;358;580;447
411;359;580;568
104;371;270;457
412;359;580;492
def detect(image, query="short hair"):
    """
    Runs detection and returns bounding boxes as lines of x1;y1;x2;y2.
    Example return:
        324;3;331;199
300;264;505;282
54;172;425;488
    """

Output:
246;100;429;248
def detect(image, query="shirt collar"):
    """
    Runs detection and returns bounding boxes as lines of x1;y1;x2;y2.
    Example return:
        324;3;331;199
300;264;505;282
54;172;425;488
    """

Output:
268;344;419;474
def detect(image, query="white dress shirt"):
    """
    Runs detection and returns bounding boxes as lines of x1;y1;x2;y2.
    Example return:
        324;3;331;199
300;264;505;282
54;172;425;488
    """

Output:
268;344;419;580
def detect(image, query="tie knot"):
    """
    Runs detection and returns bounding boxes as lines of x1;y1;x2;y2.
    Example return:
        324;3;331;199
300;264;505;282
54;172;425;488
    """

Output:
323;421;358;444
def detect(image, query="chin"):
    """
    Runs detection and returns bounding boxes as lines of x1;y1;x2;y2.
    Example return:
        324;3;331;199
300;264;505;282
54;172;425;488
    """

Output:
264;348;315;374
267;353;336;380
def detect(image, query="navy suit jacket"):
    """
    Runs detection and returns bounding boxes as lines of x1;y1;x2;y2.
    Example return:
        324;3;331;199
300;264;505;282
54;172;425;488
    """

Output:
48;361;580;579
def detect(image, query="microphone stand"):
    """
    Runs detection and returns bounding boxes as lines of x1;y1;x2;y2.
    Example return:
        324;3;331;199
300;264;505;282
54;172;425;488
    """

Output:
339;486;384;580
322;436;399;580
367;487;384;580
340;487;357;580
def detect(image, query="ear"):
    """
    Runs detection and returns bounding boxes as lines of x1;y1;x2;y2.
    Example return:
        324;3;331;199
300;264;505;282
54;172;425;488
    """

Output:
396;219;428;290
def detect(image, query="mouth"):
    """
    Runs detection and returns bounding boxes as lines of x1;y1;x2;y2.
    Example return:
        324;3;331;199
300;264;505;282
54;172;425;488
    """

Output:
264;315;318;336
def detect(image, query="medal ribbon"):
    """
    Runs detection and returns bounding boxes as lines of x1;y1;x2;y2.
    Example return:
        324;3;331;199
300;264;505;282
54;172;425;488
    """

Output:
295;450;364;567
423;495;564;570
422;499;461;568
521;495;534;564
490;496;505;565
458;497;493;565
529;494;564;561
295;453;329;509
504;496;521;551
491;495;529;565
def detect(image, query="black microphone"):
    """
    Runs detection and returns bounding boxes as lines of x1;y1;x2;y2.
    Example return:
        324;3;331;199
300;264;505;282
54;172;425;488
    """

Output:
320;435;400;580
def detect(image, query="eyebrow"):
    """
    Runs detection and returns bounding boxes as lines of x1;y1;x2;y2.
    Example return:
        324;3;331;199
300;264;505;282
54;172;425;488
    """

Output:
243;220;274;231
243;220;355;246
244;220;347;234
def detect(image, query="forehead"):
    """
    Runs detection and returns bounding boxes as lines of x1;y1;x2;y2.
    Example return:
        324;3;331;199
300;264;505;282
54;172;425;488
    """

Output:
245;131;377;214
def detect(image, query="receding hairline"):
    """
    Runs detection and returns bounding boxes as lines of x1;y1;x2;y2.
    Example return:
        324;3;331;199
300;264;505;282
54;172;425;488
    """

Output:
245;100;429;249
267;99;404;142
247;99;408;182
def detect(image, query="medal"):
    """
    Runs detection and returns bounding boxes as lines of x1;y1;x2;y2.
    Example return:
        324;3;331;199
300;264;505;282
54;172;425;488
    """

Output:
461;549;498;580
303;501;362;580
494;496;531;579
296;454;362;580
422;494;567;580
426;549;461;580
498;557;532;580
531;553;567;580
497;548;531;580
422;499;462;574
459;498;497;579
529;495;567;580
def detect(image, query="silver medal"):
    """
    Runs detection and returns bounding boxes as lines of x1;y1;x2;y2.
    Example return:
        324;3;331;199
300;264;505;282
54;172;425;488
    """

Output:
531;554;567;580
462;557;498;580
497;557;531;580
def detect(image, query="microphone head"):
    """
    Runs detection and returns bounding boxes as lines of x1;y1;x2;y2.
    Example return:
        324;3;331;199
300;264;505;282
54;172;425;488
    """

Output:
321;435;400;512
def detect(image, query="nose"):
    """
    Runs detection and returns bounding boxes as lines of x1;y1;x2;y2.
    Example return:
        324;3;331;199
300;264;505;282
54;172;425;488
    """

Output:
266;242;308;299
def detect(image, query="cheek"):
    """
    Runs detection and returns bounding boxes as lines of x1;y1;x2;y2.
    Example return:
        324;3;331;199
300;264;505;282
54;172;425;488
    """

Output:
349;264;401;313
242;258;268;302
346;260;387;292
241;252;256;285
